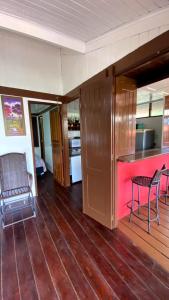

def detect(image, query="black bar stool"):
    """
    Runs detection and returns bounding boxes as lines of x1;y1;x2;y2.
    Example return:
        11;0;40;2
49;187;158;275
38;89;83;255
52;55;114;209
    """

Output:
129;167;165;233
160;169;169;206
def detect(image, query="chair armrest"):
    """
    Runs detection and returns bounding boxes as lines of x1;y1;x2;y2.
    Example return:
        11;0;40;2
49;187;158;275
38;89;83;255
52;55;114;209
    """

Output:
27;172;33;188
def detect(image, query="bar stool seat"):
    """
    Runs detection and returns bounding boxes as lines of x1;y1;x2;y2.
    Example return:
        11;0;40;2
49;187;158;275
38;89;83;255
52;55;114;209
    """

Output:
132;176;152;187
129;167;165;233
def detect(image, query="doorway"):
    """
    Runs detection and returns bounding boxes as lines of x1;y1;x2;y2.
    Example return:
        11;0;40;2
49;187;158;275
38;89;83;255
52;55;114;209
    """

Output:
29;100;82;197
67;99;82;184
30;102;54;182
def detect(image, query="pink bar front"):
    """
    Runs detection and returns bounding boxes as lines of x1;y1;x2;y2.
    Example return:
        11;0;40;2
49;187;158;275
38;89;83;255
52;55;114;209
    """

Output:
117;154;169;220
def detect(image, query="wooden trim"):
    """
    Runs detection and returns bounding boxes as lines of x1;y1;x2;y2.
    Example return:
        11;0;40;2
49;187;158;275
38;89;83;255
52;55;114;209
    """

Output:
114;30;169;75
28;101;38;196
0;86;60;101
61;104;70;187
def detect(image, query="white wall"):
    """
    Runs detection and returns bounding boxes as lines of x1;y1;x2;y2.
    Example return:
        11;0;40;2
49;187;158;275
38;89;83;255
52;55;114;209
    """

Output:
0;29;63;94
61;9;169;94
43;111;53;173
0;96;36;195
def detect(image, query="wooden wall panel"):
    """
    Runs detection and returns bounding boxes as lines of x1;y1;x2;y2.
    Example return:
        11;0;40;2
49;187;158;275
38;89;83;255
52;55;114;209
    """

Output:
80;76;114;229
50;108;64;186
162;96;169;147
115;76;137;157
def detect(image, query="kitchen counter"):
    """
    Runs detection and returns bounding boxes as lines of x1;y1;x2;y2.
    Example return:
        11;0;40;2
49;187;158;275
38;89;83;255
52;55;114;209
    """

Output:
118;147;169;163
117;150;169;220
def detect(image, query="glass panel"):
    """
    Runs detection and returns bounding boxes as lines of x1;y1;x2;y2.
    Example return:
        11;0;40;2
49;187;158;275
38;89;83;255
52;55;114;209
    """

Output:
137;90;150;104
136;103;149;118
151;100;164;116
151;93;164;101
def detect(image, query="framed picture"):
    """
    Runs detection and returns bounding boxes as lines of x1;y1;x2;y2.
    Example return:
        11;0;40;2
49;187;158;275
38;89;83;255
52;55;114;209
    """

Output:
1;95;26;136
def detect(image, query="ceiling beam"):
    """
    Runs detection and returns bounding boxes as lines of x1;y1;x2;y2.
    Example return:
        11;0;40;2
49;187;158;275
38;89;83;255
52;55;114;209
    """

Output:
0;12;85;53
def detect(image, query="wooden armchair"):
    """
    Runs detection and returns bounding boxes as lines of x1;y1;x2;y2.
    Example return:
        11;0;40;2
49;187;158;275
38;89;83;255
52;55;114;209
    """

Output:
0;153;36;228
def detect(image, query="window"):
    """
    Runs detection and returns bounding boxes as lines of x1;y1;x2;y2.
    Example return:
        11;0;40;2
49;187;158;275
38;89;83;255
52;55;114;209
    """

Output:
151;100;164;116
136;97;164;118
136;103;149;118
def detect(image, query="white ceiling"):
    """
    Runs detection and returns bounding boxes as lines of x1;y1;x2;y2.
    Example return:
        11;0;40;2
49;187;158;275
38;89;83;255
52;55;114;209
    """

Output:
137;77;169;103
0;0;169;45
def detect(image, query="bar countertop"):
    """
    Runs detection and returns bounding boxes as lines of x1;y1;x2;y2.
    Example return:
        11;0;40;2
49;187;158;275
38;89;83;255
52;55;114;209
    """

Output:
118;147;169;163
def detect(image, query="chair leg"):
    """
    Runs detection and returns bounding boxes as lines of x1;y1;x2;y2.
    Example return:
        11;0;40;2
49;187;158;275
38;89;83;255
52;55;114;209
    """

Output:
165;176;169;204
156;184;160;225
29;191;36;217
129;182;134;222
2;200;5;229
148;188;151;233
32;197;36;217
138;185;140;214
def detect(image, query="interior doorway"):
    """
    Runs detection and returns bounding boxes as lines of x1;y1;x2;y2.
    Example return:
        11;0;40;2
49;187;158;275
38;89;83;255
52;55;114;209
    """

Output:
67;99;82;184
29;100;82;197
29;101;57;194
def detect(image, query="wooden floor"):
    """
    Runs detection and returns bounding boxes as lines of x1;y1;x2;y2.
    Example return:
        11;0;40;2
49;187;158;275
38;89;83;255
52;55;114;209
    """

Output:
1;174;169;300
119;199;169;273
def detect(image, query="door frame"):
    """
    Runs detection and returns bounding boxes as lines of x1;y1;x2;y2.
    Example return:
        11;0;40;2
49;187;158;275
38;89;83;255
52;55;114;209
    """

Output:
28;100;57;196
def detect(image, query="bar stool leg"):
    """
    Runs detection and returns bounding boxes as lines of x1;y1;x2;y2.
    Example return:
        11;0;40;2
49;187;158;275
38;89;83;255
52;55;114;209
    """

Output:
156;184;160;225
165;176;169;204
129;182;134;222
138;185;140;214
148;187;151;233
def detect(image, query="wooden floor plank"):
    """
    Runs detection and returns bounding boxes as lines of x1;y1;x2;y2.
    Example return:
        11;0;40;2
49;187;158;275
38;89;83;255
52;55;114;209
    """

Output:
13;221;39;300
1;173;169;300
127;214;169;249
122;217;169;258
34;209;78;300
37;197;97;300
2;226;20;300
119;220;169;271
43;193;135;300
24;218;58;300
53;184;169;287
41;194;116;300
50;188;169;299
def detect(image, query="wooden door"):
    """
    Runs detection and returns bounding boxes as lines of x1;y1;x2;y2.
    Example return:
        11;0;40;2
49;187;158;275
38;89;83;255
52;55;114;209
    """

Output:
80;76;114;229
115;75;137;158
50;108;64;185
162;96;169;147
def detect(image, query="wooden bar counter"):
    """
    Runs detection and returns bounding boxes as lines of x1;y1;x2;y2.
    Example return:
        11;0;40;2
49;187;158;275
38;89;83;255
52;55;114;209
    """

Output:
117;148;169;220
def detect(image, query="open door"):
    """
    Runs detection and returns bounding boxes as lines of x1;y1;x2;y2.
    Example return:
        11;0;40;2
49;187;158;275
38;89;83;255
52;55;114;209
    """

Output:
50;107;64;185
80;75;114;229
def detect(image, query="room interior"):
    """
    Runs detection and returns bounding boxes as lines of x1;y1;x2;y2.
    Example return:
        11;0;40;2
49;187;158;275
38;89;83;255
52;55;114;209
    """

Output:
1;1;169;299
